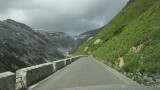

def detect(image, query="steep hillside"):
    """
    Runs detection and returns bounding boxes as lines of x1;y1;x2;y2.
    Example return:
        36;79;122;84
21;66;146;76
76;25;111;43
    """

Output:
35;29;100;55
0;19;65;73
0;19;100;73
74;0;160;86
36;30;77;56
74;28;101;52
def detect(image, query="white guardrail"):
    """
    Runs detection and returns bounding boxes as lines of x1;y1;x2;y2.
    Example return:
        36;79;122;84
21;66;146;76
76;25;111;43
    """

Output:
0;55;87;90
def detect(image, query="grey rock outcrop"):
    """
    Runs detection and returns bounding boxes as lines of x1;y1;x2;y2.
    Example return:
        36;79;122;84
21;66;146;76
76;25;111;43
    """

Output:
0;19;100;73
0;19;65;73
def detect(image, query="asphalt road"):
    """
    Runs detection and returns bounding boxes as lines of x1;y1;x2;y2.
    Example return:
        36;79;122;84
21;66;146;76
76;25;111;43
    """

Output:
29;57;137;90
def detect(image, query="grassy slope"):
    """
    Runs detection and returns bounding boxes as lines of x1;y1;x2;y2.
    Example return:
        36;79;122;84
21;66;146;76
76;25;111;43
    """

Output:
74;0;158;55
94;0;160;73
74;0;160;74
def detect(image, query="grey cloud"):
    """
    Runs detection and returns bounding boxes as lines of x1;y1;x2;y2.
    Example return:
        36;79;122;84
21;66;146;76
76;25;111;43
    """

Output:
0;0;129;35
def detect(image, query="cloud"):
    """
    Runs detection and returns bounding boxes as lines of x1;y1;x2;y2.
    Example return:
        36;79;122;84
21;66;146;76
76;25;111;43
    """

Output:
0;0;129;35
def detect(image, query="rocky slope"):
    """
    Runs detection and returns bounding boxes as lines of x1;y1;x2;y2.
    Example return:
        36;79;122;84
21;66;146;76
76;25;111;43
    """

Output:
35;28;101;55
35;30;77;56
74;28;101;52
74;0;160;86
0;19;100;73
0;19;65;73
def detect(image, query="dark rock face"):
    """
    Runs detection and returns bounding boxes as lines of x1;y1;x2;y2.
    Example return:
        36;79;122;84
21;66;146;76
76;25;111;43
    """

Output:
0;19;100;73
35;30;77;56
0;19;65;73
35;28;101;55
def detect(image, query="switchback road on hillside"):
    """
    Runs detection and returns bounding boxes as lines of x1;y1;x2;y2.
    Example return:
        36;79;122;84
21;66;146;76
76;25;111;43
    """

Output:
29;57;138;90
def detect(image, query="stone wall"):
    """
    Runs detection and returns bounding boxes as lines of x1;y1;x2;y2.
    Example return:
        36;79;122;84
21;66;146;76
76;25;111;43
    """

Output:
16;63;54;89
53;60;65;71
65;59;71;66
0;55;85;90
0;71;15;90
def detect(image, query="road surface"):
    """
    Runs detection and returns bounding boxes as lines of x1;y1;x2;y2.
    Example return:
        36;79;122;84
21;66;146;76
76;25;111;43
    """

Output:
29;57;137;90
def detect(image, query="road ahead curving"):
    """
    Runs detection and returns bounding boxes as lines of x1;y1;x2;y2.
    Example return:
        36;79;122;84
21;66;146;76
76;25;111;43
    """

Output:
29;57;137;90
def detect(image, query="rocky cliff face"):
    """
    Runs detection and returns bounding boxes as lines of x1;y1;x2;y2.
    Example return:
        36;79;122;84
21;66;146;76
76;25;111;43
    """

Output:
35;28;101;55
0;19;100;73
35;30;77;56
0;19;65;73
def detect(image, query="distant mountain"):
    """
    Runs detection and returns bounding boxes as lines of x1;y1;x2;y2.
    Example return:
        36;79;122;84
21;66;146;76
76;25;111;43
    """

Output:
74;0;160;86
0;19;100;73
0;19;65;73
74;28;101;52
35;29;77;56
35;28;101;55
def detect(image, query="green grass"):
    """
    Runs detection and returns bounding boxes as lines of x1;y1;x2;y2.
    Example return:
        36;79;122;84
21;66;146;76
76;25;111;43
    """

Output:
74;0;160;74
74;0;159;55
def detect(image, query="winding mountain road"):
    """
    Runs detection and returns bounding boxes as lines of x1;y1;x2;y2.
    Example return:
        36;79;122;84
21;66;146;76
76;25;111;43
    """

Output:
29;57;137;90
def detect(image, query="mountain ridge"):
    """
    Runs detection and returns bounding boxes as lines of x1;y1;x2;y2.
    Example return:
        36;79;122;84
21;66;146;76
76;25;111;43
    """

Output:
0;19;65;73
0;19;100;73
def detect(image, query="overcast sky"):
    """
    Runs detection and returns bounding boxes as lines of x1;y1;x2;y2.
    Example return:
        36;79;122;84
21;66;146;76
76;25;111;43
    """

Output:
0;0;129;36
